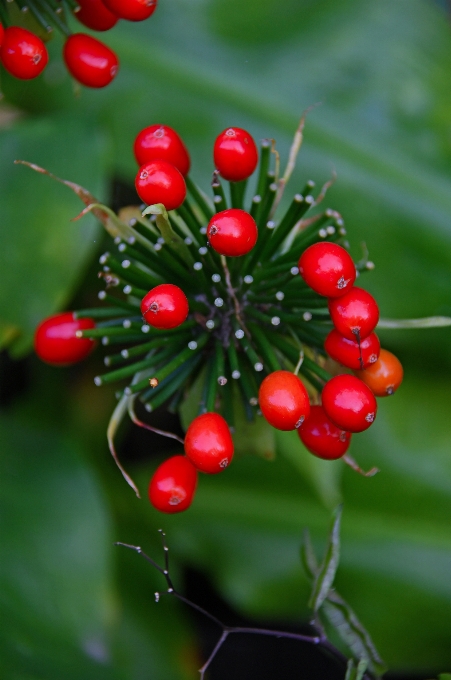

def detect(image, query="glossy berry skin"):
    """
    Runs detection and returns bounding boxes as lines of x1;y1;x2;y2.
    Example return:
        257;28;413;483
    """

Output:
34;312;96;365
298;242;356;298
0;23;4;48
103;0;157;21
74;0;118;31
0;27;48;80
322;374;377;433
63;33;118;88
148;455;197;513
298;405;351;460
355;348;403;397
207;209;258;257
328;287;379;341
135;160;187;211
184;413;234;474
324;329;380;371
213;127;258;182
259;370;311;431
141;283;188;329
134;124;190;176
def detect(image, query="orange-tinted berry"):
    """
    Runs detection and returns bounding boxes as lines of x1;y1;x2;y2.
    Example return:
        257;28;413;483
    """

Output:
355;348;403;396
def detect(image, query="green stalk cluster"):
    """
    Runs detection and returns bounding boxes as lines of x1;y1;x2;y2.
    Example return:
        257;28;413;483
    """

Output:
75;141;351;424
0;0;74;36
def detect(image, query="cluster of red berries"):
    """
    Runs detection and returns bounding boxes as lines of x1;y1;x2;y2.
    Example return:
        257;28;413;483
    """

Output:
33;121;404;513
257;242;403;462
150;412;234;512
0;0;157;87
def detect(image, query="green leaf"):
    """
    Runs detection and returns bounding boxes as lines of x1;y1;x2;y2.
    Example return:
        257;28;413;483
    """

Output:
345;659;357;680
300;528;319;581
323;591;386;676
345;659;368;680
0;407;116;679
0;369;195;680
0;114;110;356
277;429;343;508
308;505;342;612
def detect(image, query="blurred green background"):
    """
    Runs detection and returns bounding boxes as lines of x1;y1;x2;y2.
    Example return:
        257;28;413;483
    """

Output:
1;0;451;677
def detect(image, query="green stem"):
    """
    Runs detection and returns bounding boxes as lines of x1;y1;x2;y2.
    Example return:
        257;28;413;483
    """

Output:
186;175;214;221
215;338;226;380
176;202;204;243
95;354;161;385
116;241;167;282
143;204;194;264
102;253;161;290
123;284;149;298
104;333;192;367
101;333;147;346
259;194;313;261
247;322;281;373
74;307;134;319
24;0;53;32
236;357;258;421
141;353;202;407
255;140;271;200
229;179;247;209
237;336;263;373
301;180;315;196
80;326;146;339
256;177;277;229
212;176;228;212
205;351;218;413
124;333;209;395
221;382;235;429
37;0;71;35
249;194;262;219
97;292;140;312
377;316;451;329
227;340;240;378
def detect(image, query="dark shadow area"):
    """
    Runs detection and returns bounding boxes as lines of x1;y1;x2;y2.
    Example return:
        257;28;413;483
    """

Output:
183;566;441;680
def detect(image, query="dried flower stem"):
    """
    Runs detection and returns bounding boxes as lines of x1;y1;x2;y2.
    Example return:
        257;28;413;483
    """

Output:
116;532;377;680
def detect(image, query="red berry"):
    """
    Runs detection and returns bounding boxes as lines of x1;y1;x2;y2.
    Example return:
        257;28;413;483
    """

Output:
134;124;191;176
298;242;356;298
328;287;379;341
324;329;380;371
34;312;96;365
0;22;5;48
102;0;157;21
0;26;48;80
141;283;188;329
63;33;118;88
184;413;234;474
259;370;311;431
207;208;258;257
321;374;377;433
148;455;197;513
298;405;351;460
74;0;118;31
213;127;258;182
135;160;186;211
355;348;403;397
